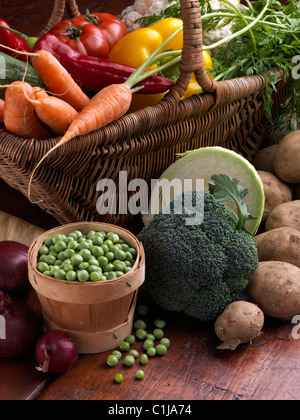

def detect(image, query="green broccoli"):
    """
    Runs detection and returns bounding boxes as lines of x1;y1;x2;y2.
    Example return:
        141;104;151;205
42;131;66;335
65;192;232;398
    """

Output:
138;175;259;322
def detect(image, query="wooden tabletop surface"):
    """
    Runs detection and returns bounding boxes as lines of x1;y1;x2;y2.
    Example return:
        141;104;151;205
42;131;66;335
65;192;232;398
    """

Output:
0;0;299;402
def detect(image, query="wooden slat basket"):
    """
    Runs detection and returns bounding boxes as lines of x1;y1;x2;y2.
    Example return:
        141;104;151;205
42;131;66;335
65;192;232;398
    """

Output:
0;0;291;233
28;222;145;354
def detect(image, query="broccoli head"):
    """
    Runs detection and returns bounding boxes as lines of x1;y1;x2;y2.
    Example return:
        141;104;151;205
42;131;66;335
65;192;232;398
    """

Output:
138;189;259;322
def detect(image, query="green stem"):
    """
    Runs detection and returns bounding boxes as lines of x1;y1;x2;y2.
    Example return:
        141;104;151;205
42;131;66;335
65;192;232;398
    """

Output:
220;0;257;51
0;24;38;49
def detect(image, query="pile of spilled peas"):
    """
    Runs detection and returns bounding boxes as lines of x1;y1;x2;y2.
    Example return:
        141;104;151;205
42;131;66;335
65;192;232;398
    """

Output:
106;304;170;383
36;229;137;282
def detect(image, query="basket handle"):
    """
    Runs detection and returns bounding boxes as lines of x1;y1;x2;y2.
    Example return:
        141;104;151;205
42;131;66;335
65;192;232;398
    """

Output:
39;0;80;36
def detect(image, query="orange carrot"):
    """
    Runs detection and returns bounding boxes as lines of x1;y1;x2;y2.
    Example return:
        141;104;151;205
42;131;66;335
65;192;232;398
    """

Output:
33;87;48;100
22;86;78;136
31;50;90;112
4;81;50;139
0;99;4;125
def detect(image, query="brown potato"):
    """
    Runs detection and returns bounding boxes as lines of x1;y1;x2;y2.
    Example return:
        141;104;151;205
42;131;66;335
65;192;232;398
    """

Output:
247;261;300;319
265;200;300;232
258;171;292;222
214;301;264;350
274;130;300;183
253;145;278;173
255;227;300;268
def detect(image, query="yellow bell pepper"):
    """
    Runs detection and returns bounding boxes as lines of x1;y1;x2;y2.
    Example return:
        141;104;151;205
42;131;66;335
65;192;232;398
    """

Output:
108;18;184;70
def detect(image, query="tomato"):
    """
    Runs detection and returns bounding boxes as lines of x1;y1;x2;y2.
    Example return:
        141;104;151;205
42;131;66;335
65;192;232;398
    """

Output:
49;12;128;59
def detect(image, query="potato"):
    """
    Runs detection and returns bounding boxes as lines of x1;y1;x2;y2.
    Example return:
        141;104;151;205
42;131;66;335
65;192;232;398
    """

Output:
265;200;300;232
273;130;300;183
258;171;292;222
262;131;288;148
214;301;264;350
247;261;300;320
255;227;300;268
253;145;278;173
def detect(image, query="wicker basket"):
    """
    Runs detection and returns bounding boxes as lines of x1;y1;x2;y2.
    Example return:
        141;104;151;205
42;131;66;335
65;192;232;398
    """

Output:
0;0;291;233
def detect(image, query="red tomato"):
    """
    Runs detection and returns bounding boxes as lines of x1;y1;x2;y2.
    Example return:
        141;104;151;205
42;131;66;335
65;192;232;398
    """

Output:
49;12;128;59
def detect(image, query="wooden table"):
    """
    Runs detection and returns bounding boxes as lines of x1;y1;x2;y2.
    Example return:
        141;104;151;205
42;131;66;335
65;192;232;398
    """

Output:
0;0;300;402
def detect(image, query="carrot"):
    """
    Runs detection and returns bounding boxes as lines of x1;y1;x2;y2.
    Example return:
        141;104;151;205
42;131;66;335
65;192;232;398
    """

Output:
22;85;78;136
0;99;4;125
30;50;90;112
33;87;48;100
0;44;90;112
4;81;50;139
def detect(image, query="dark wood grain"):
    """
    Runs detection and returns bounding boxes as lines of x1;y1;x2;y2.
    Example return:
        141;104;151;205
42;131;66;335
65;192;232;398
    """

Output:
0;0;299;402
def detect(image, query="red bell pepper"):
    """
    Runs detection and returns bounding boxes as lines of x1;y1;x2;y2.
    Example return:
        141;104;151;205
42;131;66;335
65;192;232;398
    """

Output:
33;34;174;94
0;20;31;61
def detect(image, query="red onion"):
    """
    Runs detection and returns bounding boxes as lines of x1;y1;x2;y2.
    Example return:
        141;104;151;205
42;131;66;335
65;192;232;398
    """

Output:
0;291;35;358
0;241;29;297
35;330;78;373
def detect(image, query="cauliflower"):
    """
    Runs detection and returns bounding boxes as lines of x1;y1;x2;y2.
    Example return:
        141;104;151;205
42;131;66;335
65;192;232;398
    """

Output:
121;0;241;49
120;0;176;32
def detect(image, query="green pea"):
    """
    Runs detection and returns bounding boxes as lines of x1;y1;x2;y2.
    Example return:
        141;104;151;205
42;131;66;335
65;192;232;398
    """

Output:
92;236;104;246
37;261;49;273
89;271;102;282
113;260;126;271
128;247;137;258
43;271;52;277
68;232;78;240
54;269;66;280
105;252;115;262
125;335;135;345
78;262;89;270
104;263;115;273
147;347;156;357
140;354;149;365
115;249;126;261
91;246;104;258
124;267;132;274
87;230;96;239
112;350;122;360
71;254;83;266
98;275;107;281
136;370;145;380
133;319;147;330
54;241;67;253
64;248;75;259
125;251;133;262
153;328;164;339
124;355;135;367
109;245;120;254
115;271;124;278
114;373;123;383
50;265;60;275
135;329;147;340
146;333;155;341
55;260;63;266
78;241;91;251
44;255;56;265
107;272;117;280
101;244;109;254
63;263;74;272
57;251;66;261
52;234;65;244
67;240;78;250
160;338;170;348
106;232;120;244
119;341;130;352
98;256;108;268
49;250;58;258
156;344;167;356
77;270;89;282
136;304;149;316
80;248;92;261
38;245;49;256
129;349;139;359
103;239;114;248
143;339;154;350
106;355;119;367
73;230;83;239
43;237;53;247
88;257;99;266
66;271;77;281
121;244;129;251
154;319;166;329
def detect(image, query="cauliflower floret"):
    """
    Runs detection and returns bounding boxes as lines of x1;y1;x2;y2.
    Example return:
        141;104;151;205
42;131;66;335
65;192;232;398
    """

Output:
120;6;144;32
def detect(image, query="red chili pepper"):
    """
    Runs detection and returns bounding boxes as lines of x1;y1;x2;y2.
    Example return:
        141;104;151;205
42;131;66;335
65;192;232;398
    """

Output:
33;34;174;94
0;20;31;61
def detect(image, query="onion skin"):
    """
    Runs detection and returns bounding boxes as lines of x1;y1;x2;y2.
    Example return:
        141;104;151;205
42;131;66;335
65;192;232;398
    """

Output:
0;291;35;358
0;241;30;298
35;330;78;373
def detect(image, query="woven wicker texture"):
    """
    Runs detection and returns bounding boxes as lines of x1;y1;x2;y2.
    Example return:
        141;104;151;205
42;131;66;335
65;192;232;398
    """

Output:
0;0;291;233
